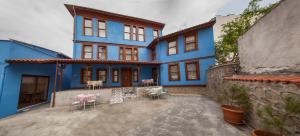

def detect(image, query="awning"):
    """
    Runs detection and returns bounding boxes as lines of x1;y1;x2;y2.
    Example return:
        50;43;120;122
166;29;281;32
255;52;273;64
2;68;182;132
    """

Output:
6;59;161;65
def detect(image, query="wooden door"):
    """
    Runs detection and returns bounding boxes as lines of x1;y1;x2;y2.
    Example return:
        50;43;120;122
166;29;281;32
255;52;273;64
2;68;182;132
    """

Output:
121;68;132;87
18;75;49;109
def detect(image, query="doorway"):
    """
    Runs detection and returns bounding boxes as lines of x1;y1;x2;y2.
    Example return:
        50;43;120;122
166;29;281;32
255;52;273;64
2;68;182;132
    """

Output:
18;75;49;109
121;68;132;87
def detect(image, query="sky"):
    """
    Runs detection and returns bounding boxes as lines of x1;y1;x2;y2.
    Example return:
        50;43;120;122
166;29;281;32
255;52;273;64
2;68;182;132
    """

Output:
0;0;279;57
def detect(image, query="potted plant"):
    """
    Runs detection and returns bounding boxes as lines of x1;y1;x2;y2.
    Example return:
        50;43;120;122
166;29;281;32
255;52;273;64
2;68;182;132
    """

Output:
219;84;250;124
253;96;300;136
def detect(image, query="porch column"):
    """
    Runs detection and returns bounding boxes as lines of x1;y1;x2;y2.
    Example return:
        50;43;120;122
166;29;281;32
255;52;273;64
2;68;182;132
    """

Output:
51;61;59;107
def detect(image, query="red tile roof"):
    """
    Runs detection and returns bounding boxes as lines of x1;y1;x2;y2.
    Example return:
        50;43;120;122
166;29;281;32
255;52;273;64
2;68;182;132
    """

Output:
224;75;300;85
6;59;161;65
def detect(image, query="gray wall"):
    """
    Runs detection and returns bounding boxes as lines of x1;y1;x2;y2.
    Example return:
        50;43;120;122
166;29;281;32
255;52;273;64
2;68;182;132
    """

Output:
238;0;300;74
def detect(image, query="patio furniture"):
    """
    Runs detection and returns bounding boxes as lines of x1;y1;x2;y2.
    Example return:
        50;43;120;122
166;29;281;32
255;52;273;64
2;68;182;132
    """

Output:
86;94;96;109
149;87;162;99
142;79;154;86
76;94;96;110
69;97;81;111
87;81;103;90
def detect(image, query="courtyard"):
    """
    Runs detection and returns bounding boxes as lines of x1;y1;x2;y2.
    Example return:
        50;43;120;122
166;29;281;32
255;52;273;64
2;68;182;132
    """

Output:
0;94;248;136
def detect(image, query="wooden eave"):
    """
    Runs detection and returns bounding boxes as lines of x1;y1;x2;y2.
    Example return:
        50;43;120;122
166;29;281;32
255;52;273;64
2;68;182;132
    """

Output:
6;59;161;65
64;4;165;29
147;19;216;49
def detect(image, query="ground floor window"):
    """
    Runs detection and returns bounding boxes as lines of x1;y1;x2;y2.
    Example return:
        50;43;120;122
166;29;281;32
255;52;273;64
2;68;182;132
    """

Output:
96;69;107;82
185;61;199;80
168;63;180;81
133;69;139;82
80;68;92;84
112;69;119;83
18;75;49;109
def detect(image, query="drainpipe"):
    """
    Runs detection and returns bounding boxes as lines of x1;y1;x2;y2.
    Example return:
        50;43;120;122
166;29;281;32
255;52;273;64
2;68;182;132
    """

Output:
0;64;9;102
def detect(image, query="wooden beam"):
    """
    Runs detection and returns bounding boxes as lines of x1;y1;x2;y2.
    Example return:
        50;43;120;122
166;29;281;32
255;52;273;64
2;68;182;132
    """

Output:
59;64;63;91
52;61;59;107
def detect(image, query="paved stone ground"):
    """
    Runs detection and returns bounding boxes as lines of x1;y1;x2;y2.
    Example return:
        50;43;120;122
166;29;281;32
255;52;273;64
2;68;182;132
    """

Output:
0;95;249;136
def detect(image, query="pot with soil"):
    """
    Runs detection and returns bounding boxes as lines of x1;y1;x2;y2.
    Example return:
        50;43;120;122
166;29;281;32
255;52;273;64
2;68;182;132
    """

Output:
219;84;250;125
254;95;300;136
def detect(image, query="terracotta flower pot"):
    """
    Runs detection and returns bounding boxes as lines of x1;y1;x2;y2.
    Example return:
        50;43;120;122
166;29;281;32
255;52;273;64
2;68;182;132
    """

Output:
251;130;280;136
221;105;245;124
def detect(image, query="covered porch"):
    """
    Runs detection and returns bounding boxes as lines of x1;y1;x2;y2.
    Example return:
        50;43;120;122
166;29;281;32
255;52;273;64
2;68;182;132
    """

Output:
6;58;161;108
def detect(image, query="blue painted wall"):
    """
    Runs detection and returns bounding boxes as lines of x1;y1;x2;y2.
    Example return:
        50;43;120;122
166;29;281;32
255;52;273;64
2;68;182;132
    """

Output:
74;16;162;47
73;43;152;61
70;64;156;88
0;40;70;118
154;27;215;86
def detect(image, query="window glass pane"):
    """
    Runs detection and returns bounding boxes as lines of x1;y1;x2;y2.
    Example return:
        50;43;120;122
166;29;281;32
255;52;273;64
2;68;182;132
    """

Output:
187;63;196;71
138;35;144;41
85;46;92;52
85;53;92;58
98;21;105;29
114;76;118;82
99;30;106;37
114;70;118;75
186;43;196;50
169;41;176;47
85;28;93;36
169;48;176;55
124;33;130;40
138;28;144;34
132;34;137;41
186;35;195;43
170;65;178;72
171;73;178;80
153;30;159;38
85;19;92;27
124;26;130;32
188;72;197;79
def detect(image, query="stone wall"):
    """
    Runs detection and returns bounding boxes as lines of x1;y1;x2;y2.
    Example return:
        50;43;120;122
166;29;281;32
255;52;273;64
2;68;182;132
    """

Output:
207;64;300;134
207;63;238;100
164;86;208;95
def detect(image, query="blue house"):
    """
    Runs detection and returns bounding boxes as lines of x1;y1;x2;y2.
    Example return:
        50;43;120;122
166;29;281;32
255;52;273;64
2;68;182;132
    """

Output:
0;39;70;118
0;4;216;118
63;4;215;88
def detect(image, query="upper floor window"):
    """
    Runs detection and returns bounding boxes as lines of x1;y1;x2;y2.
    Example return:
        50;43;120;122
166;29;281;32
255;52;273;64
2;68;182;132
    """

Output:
185;34;198;52
151;49;156;61
98;20;106;37
124;25;131;40
153;30;159;39
80;67;92;84
119;47;138;61
168;40;178;55
137;27;145;41
82;45;93;59
97;45;107;60
83;18;93;36
133;48;138;61
185;61;199;80
124;25;145;41
133;69;139;82
125;48;132;60
97;69;107;82
168;63;180;81
112;69;119;83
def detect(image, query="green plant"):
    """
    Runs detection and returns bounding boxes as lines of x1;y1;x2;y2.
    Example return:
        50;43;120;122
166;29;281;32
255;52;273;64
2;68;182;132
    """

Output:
215;0;279;64
257;96;300;135
219;84;250;109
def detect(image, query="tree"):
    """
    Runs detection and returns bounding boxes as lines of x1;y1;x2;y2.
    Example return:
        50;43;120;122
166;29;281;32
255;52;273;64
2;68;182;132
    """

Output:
215;0;279;64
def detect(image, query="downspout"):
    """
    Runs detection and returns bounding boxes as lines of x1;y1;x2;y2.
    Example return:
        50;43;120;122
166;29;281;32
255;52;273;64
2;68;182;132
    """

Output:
0;64;9;102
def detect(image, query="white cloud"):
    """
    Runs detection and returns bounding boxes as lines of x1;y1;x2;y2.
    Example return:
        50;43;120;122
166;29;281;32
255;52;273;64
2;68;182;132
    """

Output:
0;0;230;56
